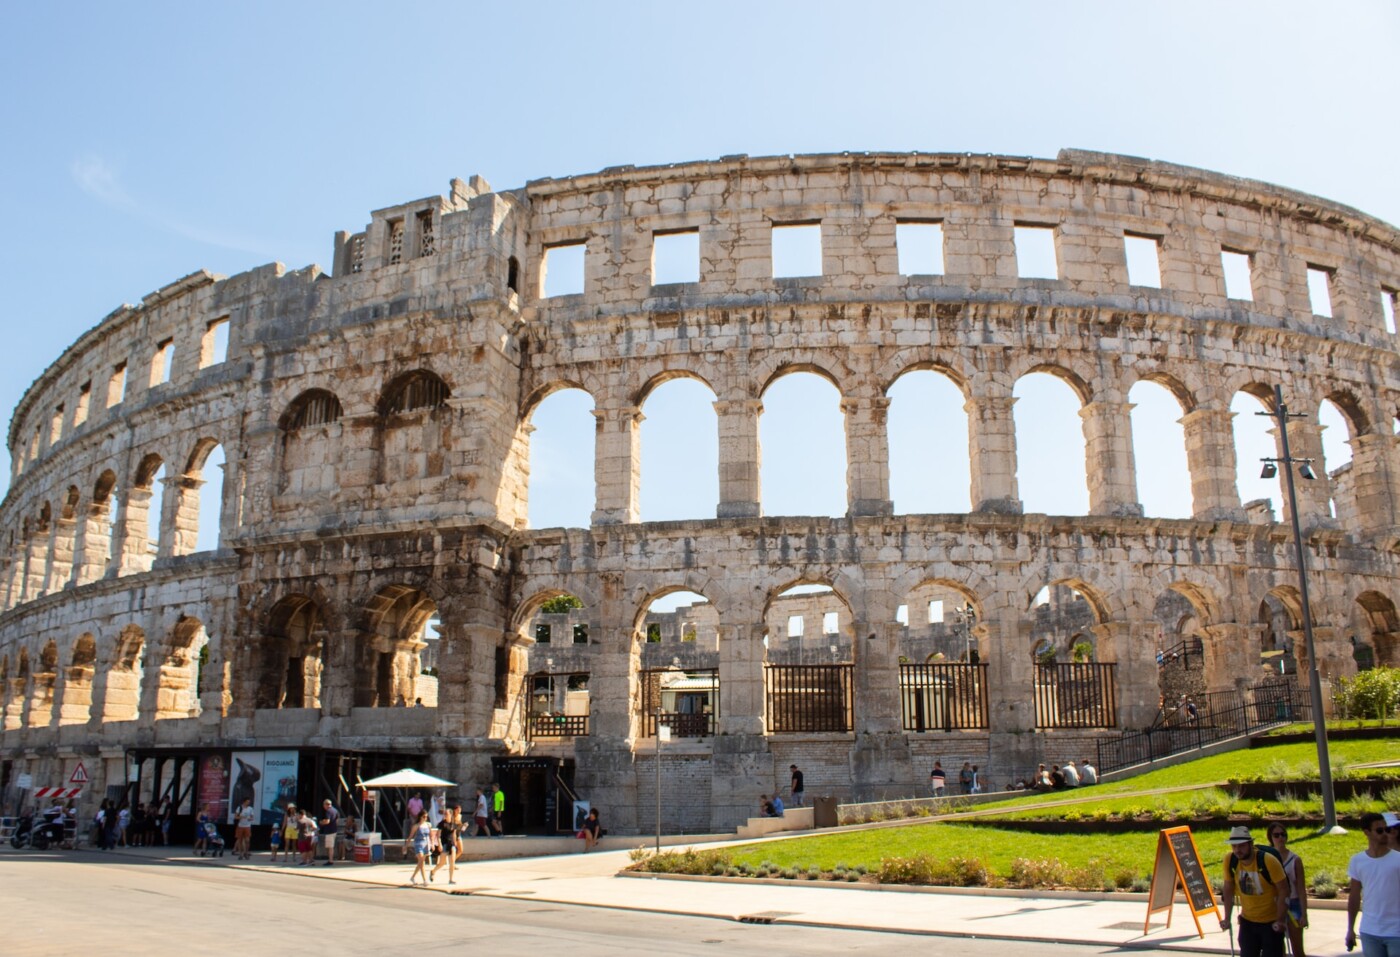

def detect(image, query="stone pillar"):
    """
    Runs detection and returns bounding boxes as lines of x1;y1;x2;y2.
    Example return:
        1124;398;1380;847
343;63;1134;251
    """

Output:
116;489;154;575
1200;623;1251;694
966;392;1021;514
1347;433;1400;536
198;647;231;720
318;628;356;717
1181;407;1245;521
591;405;642;526
42;519;67;594
1080;400;1143;517
1092;620;1159;728
73;501;113;584
985;612;1034;735
841;396;893;516
711;620;771;830
850;620;914;799
1283;417;1335;528
453;624;501;738
23;533;46;599
714;399;762;519
57;664;95;725
167;475;204;557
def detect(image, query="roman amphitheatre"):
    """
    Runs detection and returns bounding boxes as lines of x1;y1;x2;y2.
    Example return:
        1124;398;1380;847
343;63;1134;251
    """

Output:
1;149;1397;835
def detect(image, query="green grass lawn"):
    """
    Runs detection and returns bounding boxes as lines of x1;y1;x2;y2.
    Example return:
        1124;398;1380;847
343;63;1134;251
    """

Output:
723;822;1361;888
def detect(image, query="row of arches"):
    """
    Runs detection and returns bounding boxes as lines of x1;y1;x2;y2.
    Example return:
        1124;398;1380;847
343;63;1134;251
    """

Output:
3;440;225;608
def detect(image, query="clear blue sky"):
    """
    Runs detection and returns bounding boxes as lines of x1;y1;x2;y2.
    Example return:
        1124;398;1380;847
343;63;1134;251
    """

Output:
3;1;1396;531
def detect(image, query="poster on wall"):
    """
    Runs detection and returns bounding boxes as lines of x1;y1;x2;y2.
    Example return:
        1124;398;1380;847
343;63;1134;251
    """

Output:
227;752;265;824
197;755;230;823
260;751;299;825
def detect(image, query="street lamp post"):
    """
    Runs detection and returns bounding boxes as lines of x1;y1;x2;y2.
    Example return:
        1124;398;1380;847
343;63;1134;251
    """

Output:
1258;384;1344;834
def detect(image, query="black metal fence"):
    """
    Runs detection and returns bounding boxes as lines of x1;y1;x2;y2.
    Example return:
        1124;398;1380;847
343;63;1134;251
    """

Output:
1096;681;1312;774
639;668;719;738
765;664;853;732
526;713;589;738
899;662;989;730
1034;662;1118;729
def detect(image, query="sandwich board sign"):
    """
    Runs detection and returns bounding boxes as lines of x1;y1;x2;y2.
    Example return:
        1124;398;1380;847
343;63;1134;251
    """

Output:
1144;825;1219;938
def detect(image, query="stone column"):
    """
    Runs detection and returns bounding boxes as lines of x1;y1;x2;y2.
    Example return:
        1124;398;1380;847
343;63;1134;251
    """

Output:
1181;408;1245;521
57;664;95;725
43;519;69;594
1080;400;1143;517
452;624;501;739
73;501;114;584
1277;417;1333;528
850;619;914;799
591;405;642;525
1347;433;1400;536
1200;623;1251;694
841;395;893;516
966;392;1021;514
167;475;204;557
198;650;231;721
23;533;46;599
714;399;762;519
982;602;1039;781
1092;620;1158;728
711;620;772;830
115;489;153;576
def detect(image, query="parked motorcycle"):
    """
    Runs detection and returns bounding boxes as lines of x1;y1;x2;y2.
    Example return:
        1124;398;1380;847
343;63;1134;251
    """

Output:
10;812;65;850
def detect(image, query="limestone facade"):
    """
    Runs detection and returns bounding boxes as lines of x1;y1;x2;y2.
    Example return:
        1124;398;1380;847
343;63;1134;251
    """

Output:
2;150;1399;832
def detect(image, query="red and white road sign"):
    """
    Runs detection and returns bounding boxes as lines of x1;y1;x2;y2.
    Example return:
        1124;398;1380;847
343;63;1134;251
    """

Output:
69;762;88;784
33;787;82;799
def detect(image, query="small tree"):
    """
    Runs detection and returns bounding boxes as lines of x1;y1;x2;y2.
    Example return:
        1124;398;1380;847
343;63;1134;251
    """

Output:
1333;666;1400;724
540;594;582;615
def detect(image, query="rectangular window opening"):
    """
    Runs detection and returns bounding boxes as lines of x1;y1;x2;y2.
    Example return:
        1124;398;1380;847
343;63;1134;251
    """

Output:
1221;249;1254;301
1014;225;1059;280
1306;266;1334;318
151;339;174;386
572;623;588;645
74;382;90;427
928;600;945;624
49;405;64;445
1123;233;1163;288
201;317;230;368
896;221;945;276
651;229;700;286
387;219;404;265
787;615;804;638
771;222;822;278
417;210;435;258
895;604;909;626
1383;288;1398;335
822;611;839;635
542;242;586;298
107;362;127;408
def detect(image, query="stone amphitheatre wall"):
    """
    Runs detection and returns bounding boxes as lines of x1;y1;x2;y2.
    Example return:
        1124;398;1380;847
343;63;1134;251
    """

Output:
1;150;1398;832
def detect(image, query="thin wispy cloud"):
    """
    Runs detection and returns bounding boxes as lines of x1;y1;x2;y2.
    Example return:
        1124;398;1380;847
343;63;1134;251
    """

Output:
70;154;279;259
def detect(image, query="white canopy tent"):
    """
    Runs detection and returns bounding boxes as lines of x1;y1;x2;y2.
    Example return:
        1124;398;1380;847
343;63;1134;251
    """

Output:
355;768;456;839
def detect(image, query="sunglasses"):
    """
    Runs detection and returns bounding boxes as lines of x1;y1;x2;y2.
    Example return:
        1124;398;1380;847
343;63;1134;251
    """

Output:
1370;828;1389;836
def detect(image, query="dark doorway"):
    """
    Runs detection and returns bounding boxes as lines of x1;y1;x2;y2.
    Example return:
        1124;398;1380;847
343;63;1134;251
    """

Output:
490;756;575;834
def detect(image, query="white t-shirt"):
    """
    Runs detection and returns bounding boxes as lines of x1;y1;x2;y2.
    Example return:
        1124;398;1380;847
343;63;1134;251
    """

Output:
235;805;256;828
1349;848;1400;937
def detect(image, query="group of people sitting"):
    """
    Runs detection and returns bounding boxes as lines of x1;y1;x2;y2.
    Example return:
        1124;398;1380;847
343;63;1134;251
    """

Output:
1026;758;1098;791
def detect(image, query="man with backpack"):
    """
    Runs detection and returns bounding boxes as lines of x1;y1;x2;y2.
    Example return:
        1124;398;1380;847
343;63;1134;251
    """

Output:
1220;825;1288;957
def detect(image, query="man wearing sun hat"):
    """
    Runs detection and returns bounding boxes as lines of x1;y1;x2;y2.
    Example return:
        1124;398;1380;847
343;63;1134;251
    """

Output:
1220;825;1288;957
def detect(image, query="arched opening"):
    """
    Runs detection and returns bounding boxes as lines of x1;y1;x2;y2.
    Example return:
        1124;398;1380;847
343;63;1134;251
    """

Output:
1353;591;1399;668
377;370;452;484
356;585;438;708
57;486;80;586
100;625;145;723
887;369;970;514
762;583;853;732
1152;589;1210;703
1014;372;1088;515
1027;582;1116;728
3;650;28;730
1129;379;1192;518
760;371;847;517
1318;397;1356;521
186;441;225;553
256;595;326;710
143;462;167;560
638;589;718;738
1257;591;1301;678
518;591;592;740
279;389;344;498
1231;389;1283;522
639;377;719;521
524;387;596;529
92;470;119;579
59;633;97;725
27;640;58;727
155;616;206;719
897;581;985;732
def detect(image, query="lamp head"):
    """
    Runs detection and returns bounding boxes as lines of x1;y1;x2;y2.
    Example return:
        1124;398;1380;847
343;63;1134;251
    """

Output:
1298;463;1317;480
1260;462;1278;479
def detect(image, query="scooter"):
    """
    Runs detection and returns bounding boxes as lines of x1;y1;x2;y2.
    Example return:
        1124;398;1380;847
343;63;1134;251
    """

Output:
10;812;65;850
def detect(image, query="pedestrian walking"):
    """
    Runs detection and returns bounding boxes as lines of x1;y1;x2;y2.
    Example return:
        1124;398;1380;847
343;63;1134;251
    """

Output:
1267;823;1308;957
1220;825;1288;957
319;799;340;866
1345;812;1400;957
193;804;211;857
929;761;946;797
406;810;432;885
490;783;505;836
789;765;805;807
959;761;974;794
430;806;461;884
297;807;318;865
474;789;490;837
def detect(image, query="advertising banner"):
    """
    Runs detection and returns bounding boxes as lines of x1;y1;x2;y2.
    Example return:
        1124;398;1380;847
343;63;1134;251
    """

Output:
228;752;265;824
197;755;230;823
261;751;299;825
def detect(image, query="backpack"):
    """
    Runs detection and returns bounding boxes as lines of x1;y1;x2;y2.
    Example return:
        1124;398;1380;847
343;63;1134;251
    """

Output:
1229;844;1284;892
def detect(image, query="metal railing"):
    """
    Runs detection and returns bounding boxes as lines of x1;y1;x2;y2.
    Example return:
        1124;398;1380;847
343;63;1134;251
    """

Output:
764;664;853;733
899;662;989;730
639;667;719;738
526;713;589;739
1096;682;1312;774
1034;662;1118;729
1157;637;1205;669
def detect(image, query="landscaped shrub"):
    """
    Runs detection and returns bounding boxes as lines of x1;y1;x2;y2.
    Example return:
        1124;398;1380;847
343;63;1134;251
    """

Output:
877;854;988;887
1333;666;1400;721
1381;785;1400;809
1008;857;1070;888
630;847;733;875
1113;867;1138;890
1311;869;1339;899
1089;807;1112;823
1131;876;1152;893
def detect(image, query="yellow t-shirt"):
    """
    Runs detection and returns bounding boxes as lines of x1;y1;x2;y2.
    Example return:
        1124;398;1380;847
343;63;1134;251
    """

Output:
1224;849;1286;923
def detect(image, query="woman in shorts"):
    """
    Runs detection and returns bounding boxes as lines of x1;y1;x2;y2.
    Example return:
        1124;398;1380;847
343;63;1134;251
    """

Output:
407;810;432;885
280;804;300;864
1268;823;1308;957
431;806;461;884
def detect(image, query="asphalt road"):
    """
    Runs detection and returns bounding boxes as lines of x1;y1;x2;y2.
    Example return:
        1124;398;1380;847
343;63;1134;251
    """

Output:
1;850;1138;957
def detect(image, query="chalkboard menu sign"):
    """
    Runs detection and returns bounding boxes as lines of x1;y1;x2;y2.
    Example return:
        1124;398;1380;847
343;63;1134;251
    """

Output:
1144;826;1220;939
